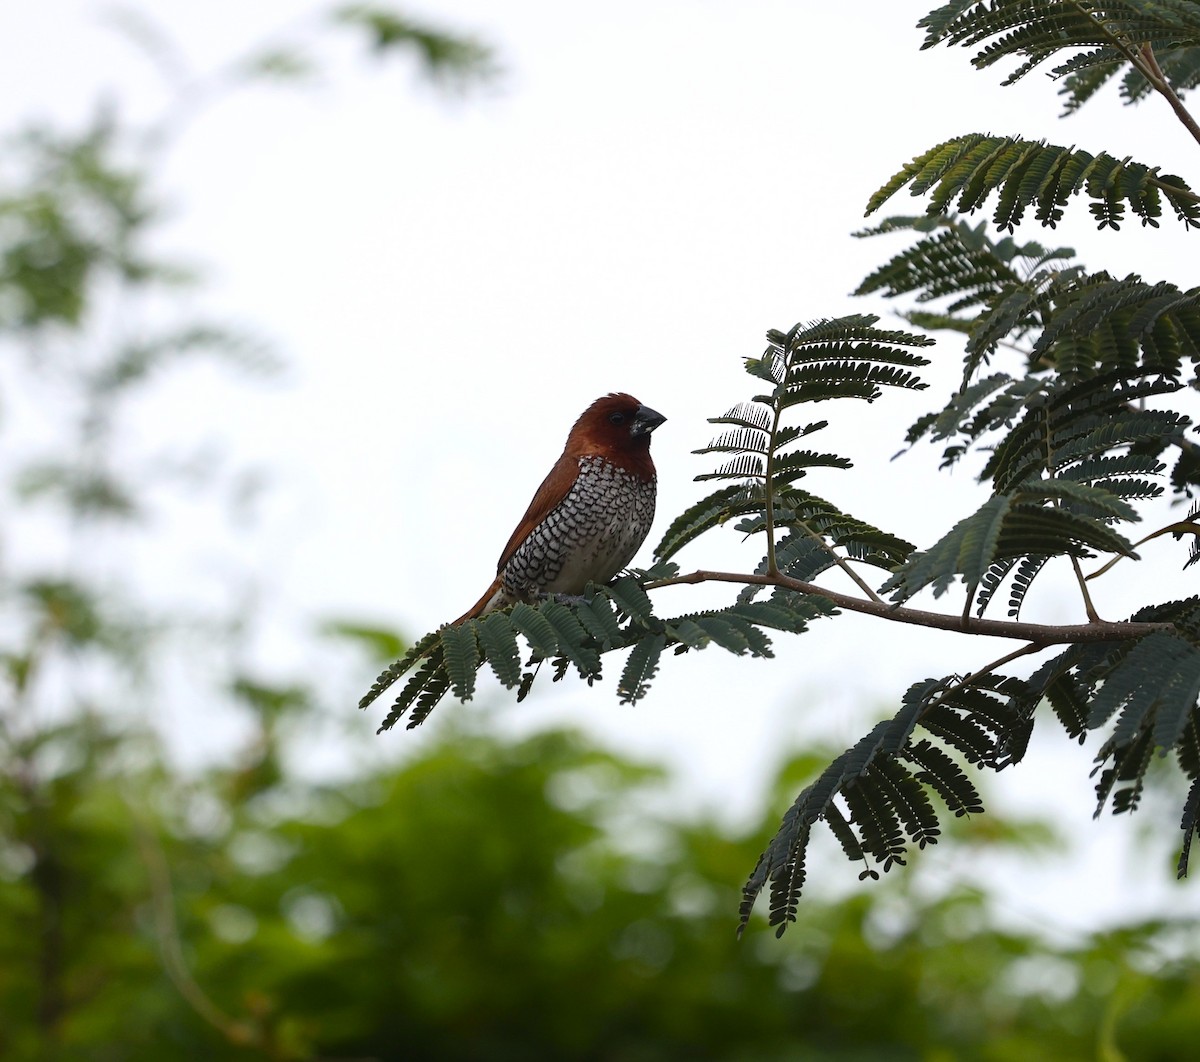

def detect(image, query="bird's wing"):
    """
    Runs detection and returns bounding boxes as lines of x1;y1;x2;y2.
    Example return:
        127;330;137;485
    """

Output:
494;451;579;573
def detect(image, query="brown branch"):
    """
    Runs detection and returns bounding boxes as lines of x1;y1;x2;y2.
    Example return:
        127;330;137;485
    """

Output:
645;568;1172;645
1074;3;1200;152
1138;43;1200;151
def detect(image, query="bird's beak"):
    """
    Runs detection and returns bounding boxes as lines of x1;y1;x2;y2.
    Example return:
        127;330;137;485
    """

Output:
631;404;667;437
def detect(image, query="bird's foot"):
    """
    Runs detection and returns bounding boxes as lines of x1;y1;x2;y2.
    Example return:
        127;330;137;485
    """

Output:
548;592;588;607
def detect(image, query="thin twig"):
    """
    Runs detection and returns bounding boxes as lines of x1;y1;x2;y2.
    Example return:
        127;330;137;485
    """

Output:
958;640;1050;687
1069;554;1103;622
797;521;884;604
914;641;1052;730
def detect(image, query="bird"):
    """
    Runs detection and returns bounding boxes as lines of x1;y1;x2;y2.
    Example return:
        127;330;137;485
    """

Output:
453;393;666;624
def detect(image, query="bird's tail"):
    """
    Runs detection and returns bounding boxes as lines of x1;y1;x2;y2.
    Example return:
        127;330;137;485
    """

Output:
452;577;505;625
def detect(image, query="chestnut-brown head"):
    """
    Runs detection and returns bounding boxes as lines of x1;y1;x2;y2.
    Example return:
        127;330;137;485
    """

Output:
565;393;666;473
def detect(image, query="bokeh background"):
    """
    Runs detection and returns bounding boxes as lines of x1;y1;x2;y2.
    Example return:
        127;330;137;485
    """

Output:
3;2;1200;1058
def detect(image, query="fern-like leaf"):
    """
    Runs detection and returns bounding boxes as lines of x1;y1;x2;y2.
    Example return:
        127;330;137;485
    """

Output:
603;575;654;623
770;449;853;485
1007;553;1051;618
377;641;447;732
844;776;908;870
921;1;1200;109
708;402;774;432
982;371;1188;491
538;601;601;680
823;802;868;865
1179;776;1200;877
694;427;771;455
868;135;1200;231
903;739;985;816
871;755;942;848
574;594;624;650
653;485;762;562
404;660;452;729
439;620;480;702
738;679;938;935
508;602;561;658
359;629;440;711
618;632;666;704
1087;630;1200;741
477;611;522;687
884;494;1009;602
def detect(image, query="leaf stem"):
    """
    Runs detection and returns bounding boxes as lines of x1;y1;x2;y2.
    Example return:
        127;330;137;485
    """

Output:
912;641;1049;730
763;357;787;576
797;521;884;604
958;640;1049;687
1088;520;1200;581
1147;176;1200;206
1040;402;1100;622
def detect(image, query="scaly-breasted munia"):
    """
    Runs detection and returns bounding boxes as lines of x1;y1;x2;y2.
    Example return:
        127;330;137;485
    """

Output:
454;393;666;624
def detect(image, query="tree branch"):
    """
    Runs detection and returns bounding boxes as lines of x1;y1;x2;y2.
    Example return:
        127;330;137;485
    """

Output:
1137;43;1200;152
645;568;1172;644
1073;3;1200;151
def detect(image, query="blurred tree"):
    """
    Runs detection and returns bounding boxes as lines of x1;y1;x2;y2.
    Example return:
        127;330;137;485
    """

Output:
0;3;489;1057
4;708;1200;1060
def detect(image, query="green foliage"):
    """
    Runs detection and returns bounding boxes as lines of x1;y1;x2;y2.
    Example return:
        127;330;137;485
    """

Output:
0;118;168;331
740;674;1025;936
0;116;282;539
10;712;1200;1059
1061;39;1200;113
863;216;1200;491
333;5;496;86
856;213;1080;319
881;484;1137;606
370;252;1200;937
867;134;1200;231
920;0;1200;109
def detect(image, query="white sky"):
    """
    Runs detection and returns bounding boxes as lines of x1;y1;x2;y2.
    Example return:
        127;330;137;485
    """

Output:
5;1;1200;937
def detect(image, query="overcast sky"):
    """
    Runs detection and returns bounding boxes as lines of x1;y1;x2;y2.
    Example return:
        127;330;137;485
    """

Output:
5;1;1200;935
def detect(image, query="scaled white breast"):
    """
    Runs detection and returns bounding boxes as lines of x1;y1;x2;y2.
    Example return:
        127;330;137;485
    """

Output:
502;455;657;599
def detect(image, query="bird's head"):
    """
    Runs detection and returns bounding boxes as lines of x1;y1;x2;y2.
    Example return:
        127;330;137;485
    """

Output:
566;393;666;465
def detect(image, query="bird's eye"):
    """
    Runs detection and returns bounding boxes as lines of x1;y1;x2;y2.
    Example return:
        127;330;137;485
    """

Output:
608;412;625;425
